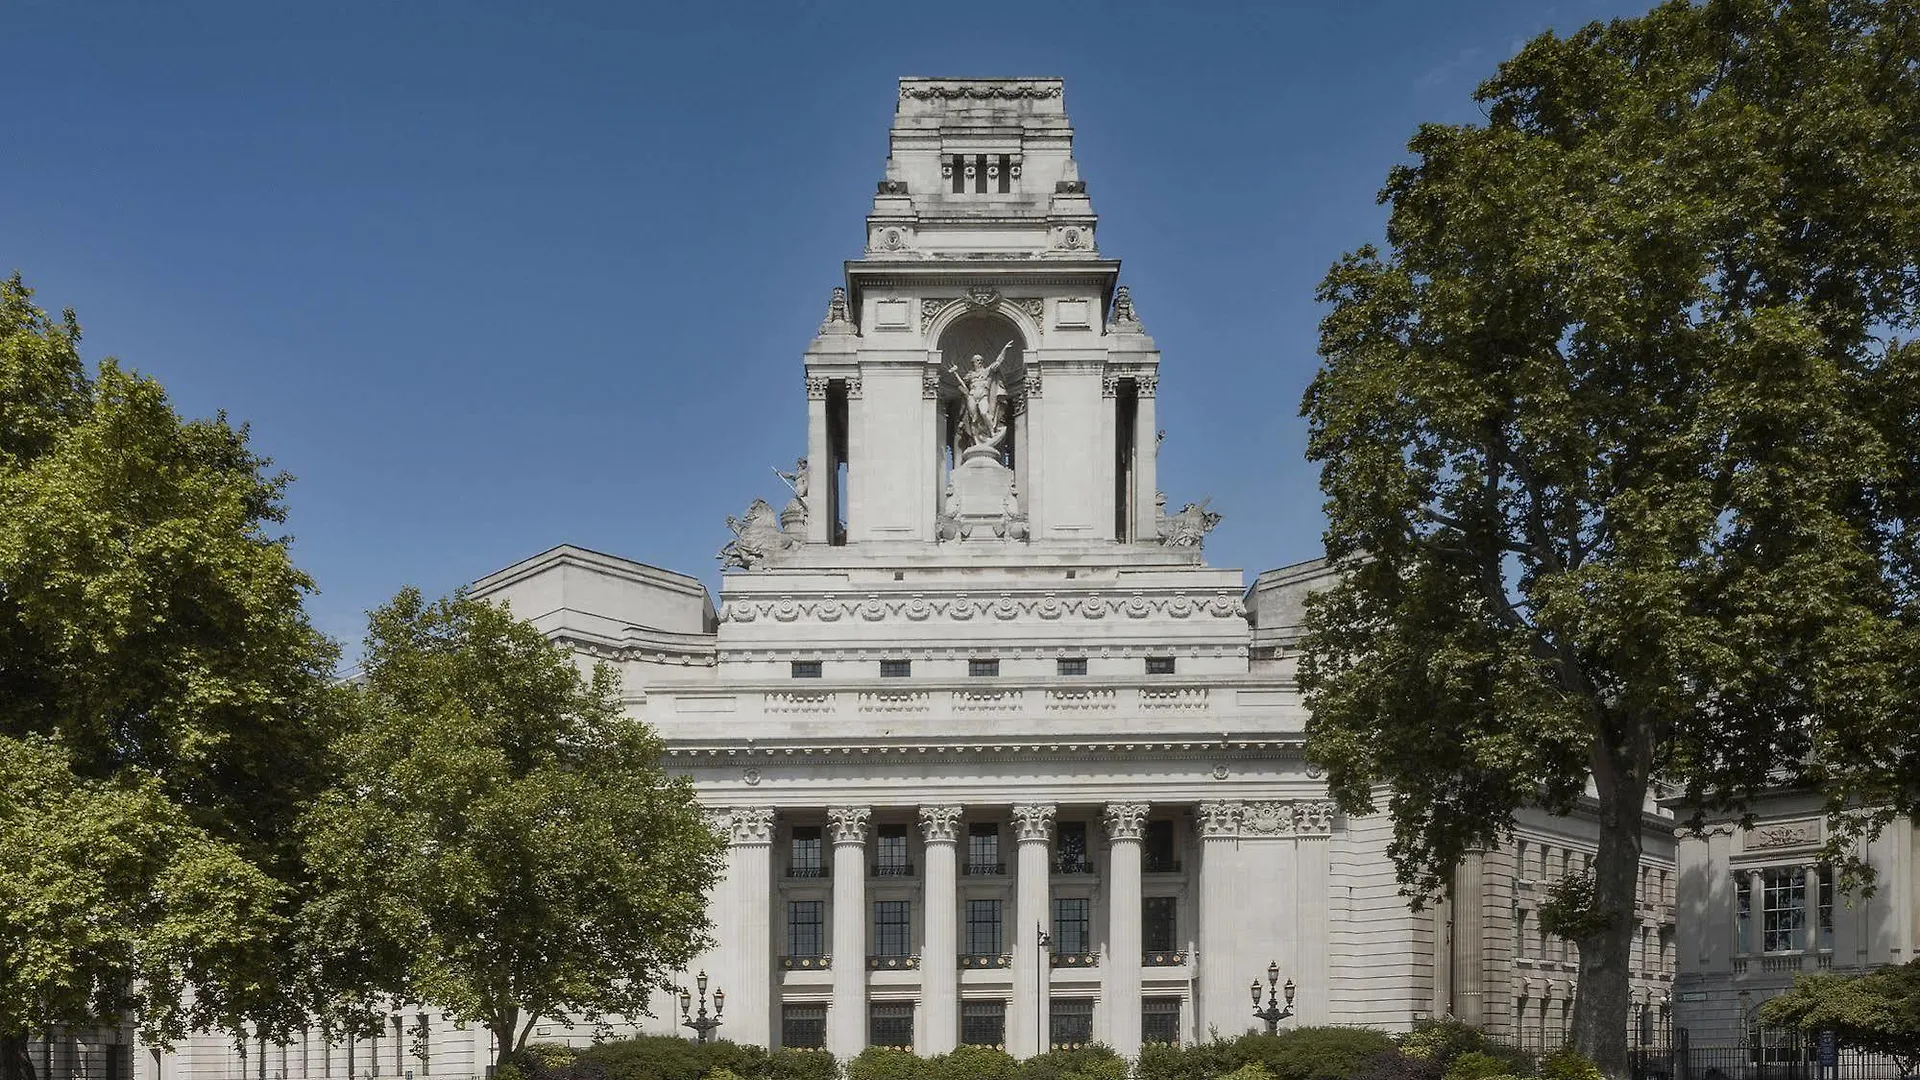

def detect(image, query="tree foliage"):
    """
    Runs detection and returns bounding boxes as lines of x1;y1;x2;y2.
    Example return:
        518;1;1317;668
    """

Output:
1760;960;1920;1077
0;272;342;1070
301;589;725;1067
1298;1;1920;1075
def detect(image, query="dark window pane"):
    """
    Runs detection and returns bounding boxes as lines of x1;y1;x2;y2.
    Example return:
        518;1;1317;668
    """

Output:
881;659;912;678
1057;657;1087;676
876;826;911;875
870;1003;914;1050
1056;822;1091;874
967;823;1000;873
790;660;822;678
1146;656;1175;675
873;900;912;957
1143;896;1178;953
1051;998;1094;1049
1142;997;1182;1046
782;1004;826;1049
788;900;825;958
961;1001;1006;1048
969;658;999;677
1144;820;1178;871
790;826;825;877
1052;897;1091;955
966;899;1003;956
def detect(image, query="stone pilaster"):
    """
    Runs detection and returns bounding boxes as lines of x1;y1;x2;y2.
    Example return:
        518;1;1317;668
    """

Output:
1012;803;1056;1056
1103;802;1148;1057
829;806;871;1058
919;805;963;1055
713;807;774;1046
1196;800;1243;1039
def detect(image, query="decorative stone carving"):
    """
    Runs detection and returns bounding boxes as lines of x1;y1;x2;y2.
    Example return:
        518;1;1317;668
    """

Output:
1299;801;1338;836
920;805;964;844
720;590;1246;624
703;807;734;836
1196;801;1242;837
1137;374;1158;397
823;286;851;326
774;457;808;530
718;498;801;570
1746;820;1821;850
876;179;909;195
920;298;947;332
949;342;1012;450
845;376;863;399
1012;803;1056;842
1104;802;1150;842
828;806;871;845
1024;372;1043;399
727;807;775;845
1102;373;1119;398
923;369;942;399
1242;801;1297;836
1014;297;1044;320
1159;498;1222;548
994;484;1030;542
965;285;1001;310
806;374;830;400
1110;284;1140;328
901;82;1063;101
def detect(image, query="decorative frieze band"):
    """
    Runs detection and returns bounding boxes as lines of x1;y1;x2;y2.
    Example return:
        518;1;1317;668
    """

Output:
1012;803;1057;843
828;805;871;846
1104;802;1150;842
721;589;1245;625
1195;799;1337;839
708;806;775;845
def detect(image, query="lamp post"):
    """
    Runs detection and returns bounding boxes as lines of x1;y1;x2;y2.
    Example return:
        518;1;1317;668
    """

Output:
679;970;724;1044
1037;925;1053;1052
1250;961;1297;1035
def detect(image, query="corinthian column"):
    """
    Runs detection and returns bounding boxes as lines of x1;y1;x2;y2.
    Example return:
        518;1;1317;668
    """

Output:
829;806;871;1058
920;805;963;1055
712;808;774;1047
1103;803;1149;1058
1012;803;1056;1057
1196;801;1243;1039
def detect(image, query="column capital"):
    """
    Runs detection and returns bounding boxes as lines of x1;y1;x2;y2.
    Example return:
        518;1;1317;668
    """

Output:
1103;802;1150;842
1299;800;1338;837
1012;803;1056;843
1196;800;1243;838
920;804;964;844
709;806;775;845
829;806;871;846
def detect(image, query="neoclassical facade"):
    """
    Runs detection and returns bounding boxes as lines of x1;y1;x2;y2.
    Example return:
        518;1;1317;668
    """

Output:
136;77;1680;1080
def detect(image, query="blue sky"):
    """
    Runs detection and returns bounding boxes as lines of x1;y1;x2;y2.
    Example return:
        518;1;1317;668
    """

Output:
3;1;1647;656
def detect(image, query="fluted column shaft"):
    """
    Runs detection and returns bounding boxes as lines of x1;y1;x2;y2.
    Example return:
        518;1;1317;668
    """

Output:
1196;801;1243;1038
1748;869;1765;954
1802;862;1821;960
1012;804;1056;1058
920;806;962;1055
829;807;871;1059
714;808;774;1047
1103;803;1148;1058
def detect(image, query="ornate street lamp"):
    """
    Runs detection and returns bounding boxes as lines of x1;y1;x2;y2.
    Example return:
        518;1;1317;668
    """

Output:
679;970;724;1044
1250;961;1297;1035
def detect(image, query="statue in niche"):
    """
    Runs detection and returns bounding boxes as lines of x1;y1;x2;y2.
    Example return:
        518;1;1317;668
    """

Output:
947;341;1013;450
719;498;799;570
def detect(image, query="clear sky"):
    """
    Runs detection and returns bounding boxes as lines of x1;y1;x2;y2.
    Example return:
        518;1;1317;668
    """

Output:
4;1;1647;658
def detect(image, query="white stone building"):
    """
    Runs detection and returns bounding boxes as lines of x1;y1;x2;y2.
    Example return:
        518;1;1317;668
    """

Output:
140;77;1680;1080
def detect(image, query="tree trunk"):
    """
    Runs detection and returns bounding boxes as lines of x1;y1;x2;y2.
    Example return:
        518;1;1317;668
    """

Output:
2;1033;38;1080
1573;755;1648;1080
488;1007;517;1074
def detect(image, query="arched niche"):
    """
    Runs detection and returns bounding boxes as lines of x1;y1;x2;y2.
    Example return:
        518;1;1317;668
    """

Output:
932;310;1031;527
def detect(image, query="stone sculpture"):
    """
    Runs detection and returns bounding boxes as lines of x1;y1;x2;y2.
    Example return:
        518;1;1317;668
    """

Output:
1159;497;1222;547
774;457;809;530
947;341;1013;450
718;498;799;570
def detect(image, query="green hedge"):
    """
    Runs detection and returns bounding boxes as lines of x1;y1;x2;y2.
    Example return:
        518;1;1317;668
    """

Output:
525;1037;835;1080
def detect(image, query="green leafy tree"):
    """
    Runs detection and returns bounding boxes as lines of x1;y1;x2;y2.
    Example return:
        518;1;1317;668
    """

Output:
0;274;342;1075
1298;2;1919;1076
1760;960;1920;1077
302;589;725;1069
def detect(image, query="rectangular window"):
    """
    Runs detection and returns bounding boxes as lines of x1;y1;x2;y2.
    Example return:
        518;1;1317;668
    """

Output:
1142;997;1182;1046
960;1001;1006;1048
1144;819;1178;872
1143;896;1178;953
880;659;912;678
875;824;911;876
967;822;1001;874
966;899;1004;957
1051;998;1095;1050
1055;821;1092;874
1052;897;1091;955
788;900;825;958
790;826;825;877
870;1003;914;1051
790;660;822;678
1762;868;1806;952
969;658;999;677
1819;871;1834;939
1057;657;1087;676
781;1004;826;1050
873;900;912;958
1145;656;1176;675
1515;909;1529;958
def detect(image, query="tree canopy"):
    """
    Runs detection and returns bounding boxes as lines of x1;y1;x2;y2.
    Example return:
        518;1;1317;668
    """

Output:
1760;960;1920;1077
301;589;725;1067
0;272;343;1074
1297;1;1919;1074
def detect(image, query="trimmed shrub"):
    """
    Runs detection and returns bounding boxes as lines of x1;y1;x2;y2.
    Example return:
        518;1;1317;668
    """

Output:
705;1071;748;1080
848;1048;933;1080
1538;1049;1602;1080
1232;1027;1401;1080
764;1049;838;1080
1398;1020;1491;1071
1348;1049;1443;1080
1134;1040;1236;1080
1220;1066;1277;1080
930;1046;1019;1080
1441;1053;1512;1080
1017;1046;1127;1080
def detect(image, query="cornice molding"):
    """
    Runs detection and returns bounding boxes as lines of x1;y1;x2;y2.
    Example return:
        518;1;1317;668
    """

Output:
664;737;1306;765
720;589;1245;625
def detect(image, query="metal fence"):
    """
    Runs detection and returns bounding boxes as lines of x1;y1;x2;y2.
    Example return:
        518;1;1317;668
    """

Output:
1631;1034;1909;1080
